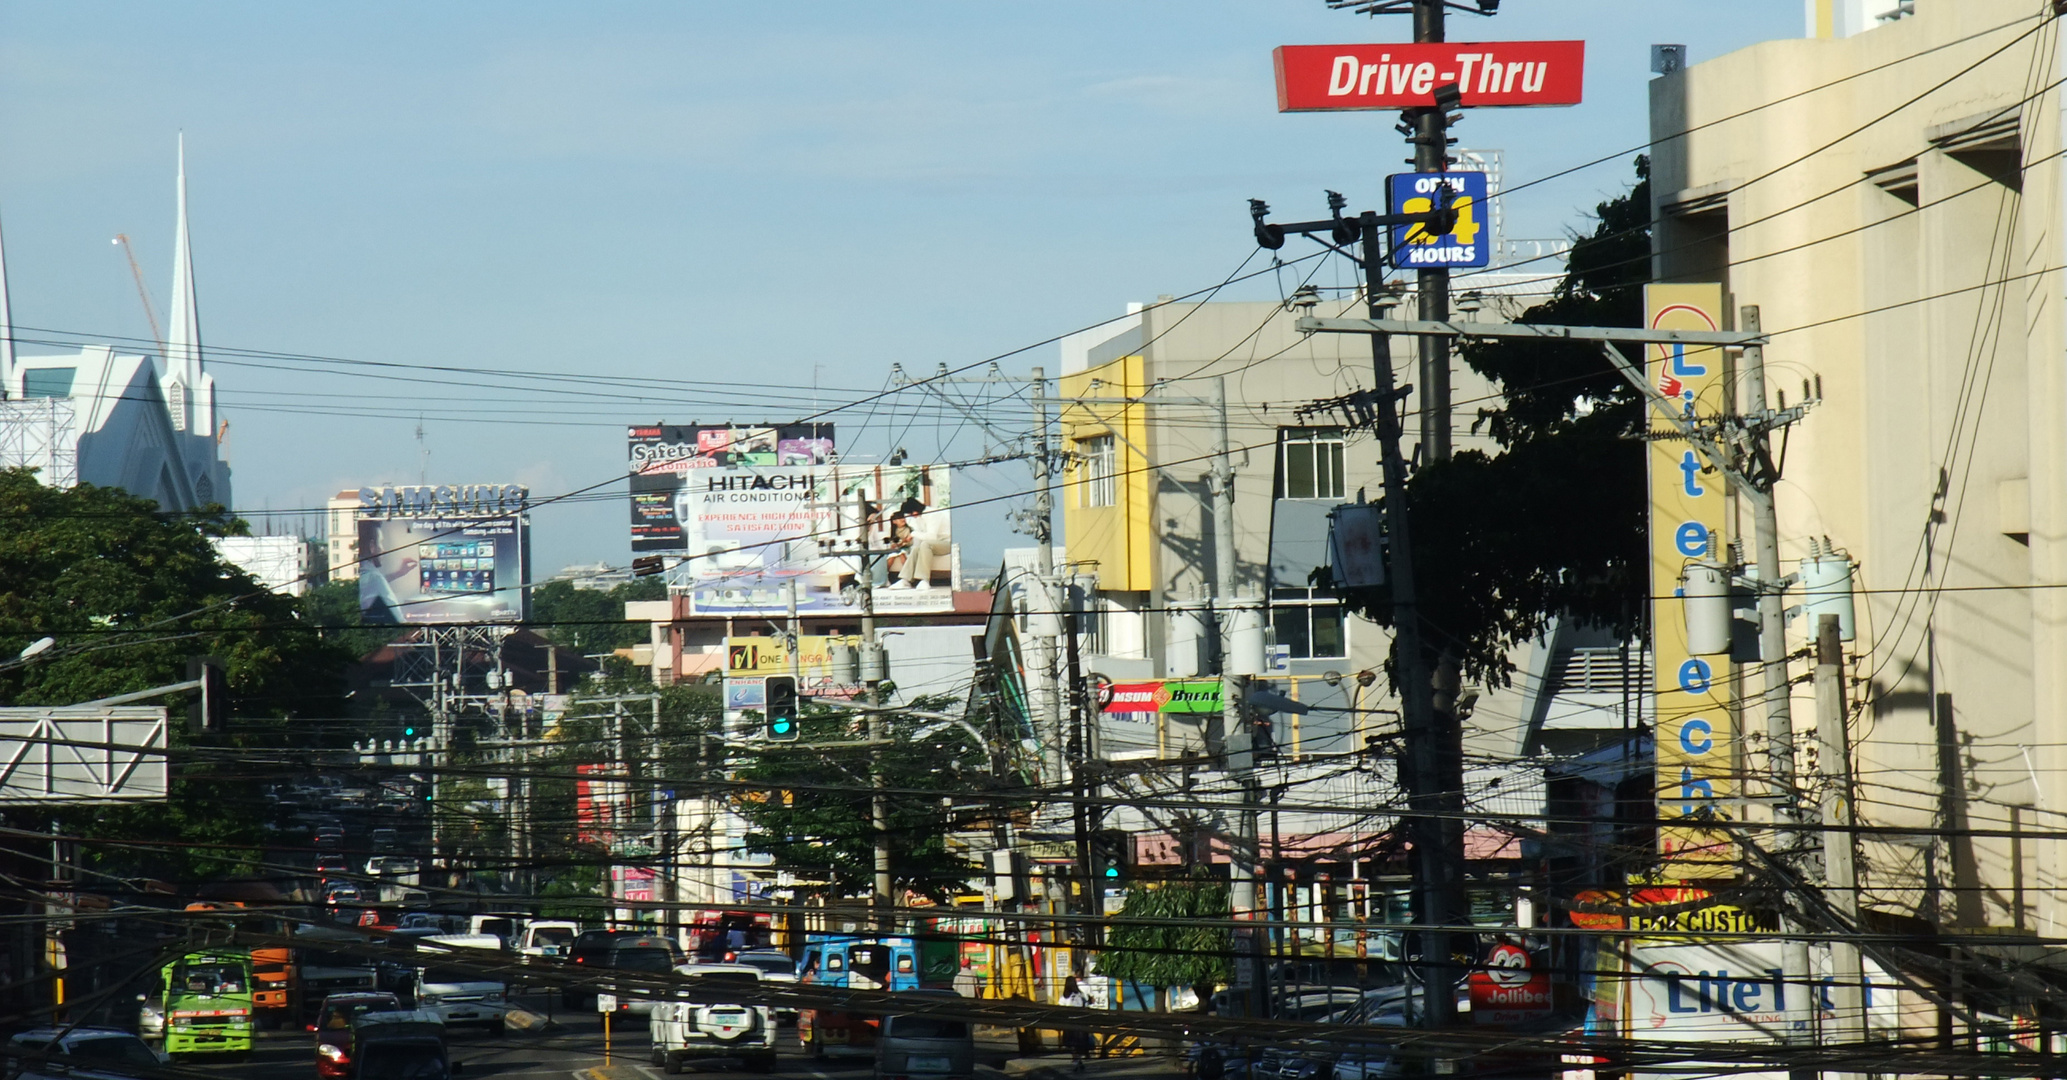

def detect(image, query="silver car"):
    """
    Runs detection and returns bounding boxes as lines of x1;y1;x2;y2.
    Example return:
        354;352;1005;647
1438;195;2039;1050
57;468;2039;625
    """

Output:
875;991;975;1080
6;1027;167;1079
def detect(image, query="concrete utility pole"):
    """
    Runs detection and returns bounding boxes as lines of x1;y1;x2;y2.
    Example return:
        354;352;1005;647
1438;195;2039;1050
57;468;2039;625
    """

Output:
1031;365;1064;788
1411;0;1453;464
1209;374;1264;1010
1816;613;1866;1076
1741;307;1813;1040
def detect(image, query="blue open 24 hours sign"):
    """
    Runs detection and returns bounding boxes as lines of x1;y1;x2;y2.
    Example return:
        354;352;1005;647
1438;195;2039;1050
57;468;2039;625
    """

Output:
1386;171;1490;269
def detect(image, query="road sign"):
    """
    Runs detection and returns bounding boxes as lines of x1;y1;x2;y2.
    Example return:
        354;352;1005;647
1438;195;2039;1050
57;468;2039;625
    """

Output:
1386;172;1490;269
0;708;168;803
1274;41;1585;111
595;993;617;1013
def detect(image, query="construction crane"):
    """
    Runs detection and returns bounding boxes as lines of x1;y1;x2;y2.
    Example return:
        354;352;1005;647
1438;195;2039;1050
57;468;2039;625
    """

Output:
111;234;165;356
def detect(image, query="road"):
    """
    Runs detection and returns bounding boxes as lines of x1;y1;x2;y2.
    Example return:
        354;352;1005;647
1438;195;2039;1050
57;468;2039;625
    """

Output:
202;994;1074;1080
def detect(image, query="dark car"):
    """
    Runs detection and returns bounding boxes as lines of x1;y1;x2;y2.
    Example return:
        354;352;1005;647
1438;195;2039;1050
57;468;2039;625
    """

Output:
314;992;403;1079
343;1009;448;1080
563;931;683;1010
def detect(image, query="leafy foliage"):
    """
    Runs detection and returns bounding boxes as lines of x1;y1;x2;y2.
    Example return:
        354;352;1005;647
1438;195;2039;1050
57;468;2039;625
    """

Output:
0;468;353;881
531;576;666;657
297;578;400;660
1098;877;1232;998
1341;157;1653;684
731;698;984;903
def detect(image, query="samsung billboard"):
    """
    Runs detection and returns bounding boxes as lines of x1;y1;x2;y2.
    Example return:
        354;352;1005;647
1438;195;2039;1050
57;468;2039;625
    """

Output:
356;483;529;624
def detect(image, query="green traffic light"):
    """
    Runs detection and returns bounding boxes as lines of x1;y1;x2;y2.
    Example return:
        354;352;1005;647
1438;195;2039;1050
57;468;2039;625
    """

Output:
1104;866;1119;878
403;727;415;737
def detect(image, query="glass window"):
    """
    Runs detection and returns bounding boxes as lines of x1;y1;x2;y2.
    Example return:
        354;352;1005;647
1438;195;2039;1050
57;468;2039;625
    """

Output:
1079;435;1117;508
1270;587;1347;660
1280;429;1345;500
22;368;75;399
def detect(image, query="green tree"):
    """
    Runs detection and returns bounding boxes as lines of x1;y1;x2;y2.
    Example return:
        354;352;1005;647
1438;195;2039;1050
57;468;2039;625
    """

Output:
1098;876;1232;1010
1340;156;1653;684
0;468;353;881
531;576;665;657
298;578;399;660
731;698;984;903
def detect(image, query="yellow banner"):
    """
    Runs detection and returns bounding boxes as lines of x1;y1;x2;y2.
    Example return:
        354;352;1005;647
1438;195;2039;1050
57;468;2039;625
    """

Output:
1646;285;1736;877
725;635;858;680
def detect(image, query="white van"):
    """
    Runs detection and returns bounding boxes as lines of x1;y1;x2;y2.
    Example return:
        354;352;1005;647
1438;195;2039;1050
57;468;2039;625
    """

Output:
519;920;579;958
470;913;525;948
412;934;509;1034
649;964;777;1074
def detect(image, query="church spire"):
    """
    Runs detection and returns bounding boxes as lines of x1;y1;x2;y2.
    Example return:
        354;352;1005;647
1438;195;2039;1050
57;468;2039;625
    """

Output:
166;133;200;385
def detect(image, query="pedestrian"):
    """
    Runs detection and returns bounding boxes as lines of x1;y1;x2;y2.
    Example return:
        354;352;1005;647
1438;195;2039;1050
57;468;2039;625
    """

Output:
1060;975;1094;1072
954;957;985;999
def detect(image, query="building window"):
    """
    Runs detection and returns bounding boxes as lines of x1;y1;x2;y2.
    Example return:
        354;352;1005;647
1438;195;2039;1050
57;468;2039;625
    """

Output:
21;368;75;399
167;381;188;431
1270;587;1346;660
1280;429;1345;500
1080;435;1117;508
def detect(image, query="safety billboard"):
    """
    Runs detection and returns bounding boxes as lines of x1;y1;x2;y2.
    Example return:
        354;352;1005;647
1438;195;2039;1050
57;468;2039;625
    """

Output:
670;462;955;616
1647;285;1736;876
358;514;528;624
628;423;836;552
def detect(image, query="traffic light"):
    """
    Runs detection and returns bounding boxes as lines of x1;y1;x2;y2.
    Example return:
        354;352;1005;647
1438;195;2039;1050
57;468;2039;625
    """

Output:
403;725;417;738
187;656;227;734
764;676;799;741
1090;830;1130;885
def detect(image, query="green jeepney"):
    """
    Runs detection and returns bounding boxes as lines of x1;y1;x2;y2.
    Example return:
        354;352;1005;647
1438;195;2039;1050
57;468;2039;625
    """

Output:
161;950;254;1059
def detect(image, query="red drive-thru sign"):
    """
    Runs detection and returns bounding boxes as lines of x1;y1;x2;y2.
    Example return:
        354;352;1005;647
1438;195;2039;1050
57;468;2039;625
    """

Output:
1274;41;1584;111
1467;941;1553;1025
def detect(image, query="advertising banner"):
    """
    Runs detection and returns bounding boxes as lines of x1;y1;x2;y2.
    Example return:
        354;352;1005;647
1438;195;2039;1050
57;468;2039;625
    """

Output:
1387;171;1491;269
1274;41;1585;111
1647;284;1736;877
672;463;955;617
358;515;527;624
1098;680;1222;757
1627;940;1791;1041
1468;941;1552;1025
725;635;862;698
629;423;835;552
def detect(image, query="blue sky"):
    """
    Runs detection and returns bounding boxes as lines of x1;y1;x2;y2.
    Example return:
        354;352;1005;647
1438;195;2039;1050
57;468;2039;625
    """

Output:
0;1;1797;573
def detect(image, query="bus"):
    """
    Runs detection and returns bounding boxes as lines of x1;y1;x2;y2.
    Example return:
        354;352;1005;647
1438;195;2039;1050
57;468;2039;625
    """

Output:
797;934;921;1058
685;909;775;961
185;901;293;1028
161;950;254;1060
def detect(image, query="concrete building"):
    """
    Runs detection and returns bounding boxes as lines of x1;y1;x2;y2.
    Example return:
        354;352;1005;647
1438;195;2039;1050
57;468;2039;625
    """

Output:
0;139;231;511
1652;1;2065;934
213;534;324;597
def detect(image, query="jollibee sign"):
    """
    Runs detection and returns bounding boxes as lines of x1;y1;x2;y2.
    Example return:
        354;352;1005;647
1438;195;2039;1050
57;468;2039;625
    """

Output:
1274;41;1584;111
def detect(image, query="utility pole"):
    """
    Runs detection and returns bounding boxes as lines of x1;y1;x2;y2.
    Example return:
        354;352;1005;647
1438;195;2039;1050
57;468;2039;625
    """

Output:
1816;613;1865;1078
1742;307;1812;1040
859;526;892;931
1031;365;1064;787
1410;0;1453;464
1207;374;1265;1014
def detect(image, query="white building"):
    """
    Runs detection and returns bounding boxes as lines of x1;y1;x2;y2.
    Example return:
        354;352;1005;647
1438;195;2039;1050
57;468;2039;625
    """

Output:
212;535;323;597
0;138;232;511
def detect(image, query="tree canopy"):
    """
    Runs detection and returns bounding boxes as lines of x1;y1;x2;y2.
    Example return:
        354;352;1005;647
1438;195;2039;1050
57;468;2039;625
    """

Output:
531;576;666;657
0;468;354;881
731;697;986;903
1339;156;1653;685
1098;876;1232;998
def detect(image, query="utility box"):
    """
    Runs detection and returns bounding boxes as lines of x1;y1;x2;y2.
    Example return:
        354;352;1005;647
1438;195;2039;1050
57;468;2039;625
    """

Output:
1680;561;1733;656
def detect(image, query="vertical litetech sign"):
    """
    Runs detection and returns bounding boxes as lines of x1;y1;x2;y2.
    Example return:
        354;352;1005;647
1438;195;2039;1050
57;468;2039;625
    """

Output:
1648;285;1736;877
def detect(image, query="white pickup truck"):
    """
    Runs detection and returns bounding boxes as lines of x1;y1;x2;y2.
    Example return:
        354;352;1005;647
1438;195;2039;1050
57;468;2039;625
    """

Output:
648;964;777;1074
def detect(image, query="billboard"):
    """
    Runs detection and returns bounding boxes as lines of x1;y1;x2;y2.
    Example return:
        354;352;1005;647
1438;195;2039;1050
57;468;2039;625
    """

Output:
1097;679;1221;758
1273;41;1585;111
669;463;955;616
358;515;528;624
629;423;836;552
1387;171;1491;269
1647;285;1736;876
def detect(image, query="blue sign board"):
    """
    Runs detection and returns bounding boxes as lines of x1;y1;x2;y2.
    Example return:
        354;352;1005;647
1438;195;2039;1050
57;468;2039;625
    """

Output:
1386;171;1490;269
